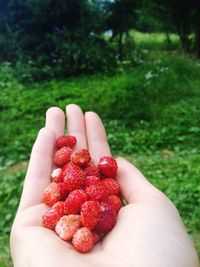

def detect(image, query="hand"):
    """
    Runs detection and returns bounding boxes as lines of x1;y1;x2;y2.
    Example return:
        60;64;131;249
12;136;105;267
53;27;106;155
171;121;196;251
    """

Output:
10;104;199;267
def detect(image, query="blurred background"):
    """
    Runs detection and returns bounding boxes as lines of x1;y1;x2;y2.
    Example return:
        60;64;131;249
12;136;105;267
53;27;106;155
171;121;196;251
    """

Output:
0;0;200;265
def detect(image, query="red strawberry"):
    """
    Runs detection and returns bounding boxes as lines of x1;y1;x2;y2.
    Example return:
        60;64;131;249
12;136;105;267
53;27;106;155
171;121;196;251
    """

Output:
101;178;120;195
51;168;63;183
85;176;101;188
84;165;100;177
72;227;94;253
42;209;62;230
55;135;77;149
43;182;61;207
70;149;91;167
62;163;69;172
93;232;102;244
59;182;70;200
95;202;116;234
62;163;85;191
65;189;88;214
86;184;108;202
42;137;122;253
54;147;72;166
98;156;118;178
52;201;66;216
80;201;101;230
108;195;123;214
55;215;81;241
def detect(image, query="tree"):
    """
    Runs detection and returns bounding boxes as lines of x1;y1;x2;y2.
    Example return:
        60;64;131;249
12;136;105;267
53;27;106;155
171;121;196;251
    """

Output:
148;0;200;54
192;0;200;58
0;0;111;74
105;0;139;60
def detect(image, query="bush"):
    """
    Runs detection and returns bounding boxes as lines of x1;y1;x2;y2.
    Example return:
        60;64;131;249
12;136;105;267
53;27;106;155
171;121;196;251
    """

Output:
52;33;117;76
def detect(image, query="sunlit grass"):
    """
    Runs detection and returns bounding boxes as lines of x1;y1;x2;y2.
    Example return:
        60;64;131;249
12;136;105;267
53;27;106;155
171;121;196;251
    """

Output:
130;30;180;50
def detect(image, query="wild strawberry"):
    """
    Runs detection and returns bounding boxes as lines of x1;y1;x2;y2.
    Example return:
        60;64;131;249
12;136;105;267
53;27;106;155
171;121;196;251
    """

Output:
70;149;91;167
80;201;101;230
65;189;88;214
42;139;122;252
55;135;77;149
62;163;69;172
85;176;101;188
108;195;123;214
93;232;102;244
72;227;94;253
51;168;63;183
55;215;81;241
101;178;120;195
54;147;72;166
42;209;62;230
84;164;100;177
43;182;61;207
59;182;70;200
62;163;85;191
98;156;118;178
52;201;66;216
95;202;116;234
86;184;108;202
62;163;85;180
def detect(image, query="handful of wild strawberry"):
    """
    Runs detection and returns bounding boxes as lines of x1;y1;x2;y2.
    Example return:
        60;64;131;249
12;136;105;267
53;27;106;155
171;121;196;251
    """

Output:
42;135;122;253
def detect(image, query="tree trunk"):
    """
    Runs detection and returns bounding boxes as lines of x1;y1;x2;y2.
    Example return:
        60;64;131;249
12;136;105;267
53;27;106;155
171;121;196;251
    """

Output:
196;27;200;58
165;30;171;45
177;23;190;51
195;9;200;58
118;31;123;60
178;32;190;51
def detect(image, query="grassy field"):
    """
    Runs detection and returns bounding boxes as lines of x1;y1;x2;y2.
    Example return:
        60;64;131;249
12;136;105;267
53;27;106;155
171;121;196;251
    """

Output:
0;32;200;266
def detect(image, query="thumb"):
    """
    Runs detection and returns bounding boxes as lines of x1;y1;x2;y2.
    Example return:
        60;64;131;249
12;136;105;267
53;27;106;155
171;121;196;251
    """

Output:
116;157;157;204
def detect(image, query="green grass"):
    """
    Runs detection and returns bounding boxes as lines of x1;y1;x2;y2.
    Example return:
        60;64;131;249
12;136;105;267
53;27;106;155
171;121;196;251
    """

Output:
133;31;179;45
128;30;180;51
0;32;200;266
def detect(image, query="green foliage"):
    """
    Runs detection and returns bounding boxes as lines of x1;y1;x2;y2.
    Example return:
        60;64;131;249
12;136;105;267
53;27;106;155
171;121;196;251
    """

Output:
145;0;200;54
49;33;117;76
1;48;200;165
0;0;112;76
0;32;200;265
1;0;200;77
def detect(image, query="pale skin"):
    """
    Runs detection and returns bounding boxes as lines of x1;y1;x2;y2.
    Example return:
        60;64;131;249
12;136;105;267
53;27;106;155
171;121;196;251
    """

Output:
10;104;199;267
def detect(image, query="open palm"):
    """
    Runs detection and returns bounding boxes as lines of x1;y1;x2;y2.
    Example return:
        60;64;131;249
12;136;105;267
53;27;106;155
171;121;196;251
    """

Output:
10;104;199;267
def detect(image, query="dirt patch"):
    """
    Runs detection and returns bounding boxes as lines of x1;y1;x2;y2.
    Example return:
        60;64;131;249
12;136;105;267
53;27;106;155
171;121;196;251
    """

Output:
2;161;27;175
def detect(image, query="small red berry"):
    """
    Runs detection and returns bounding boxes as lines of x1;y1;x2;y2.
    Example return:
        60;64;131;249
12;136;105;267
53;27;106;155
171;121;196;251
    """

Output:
108;195;123;214
54;147;72;166
70;149;91;167
81;201;101;230
62;163;69;172
93;232;102;244
84;165;100;177
101;178;120;195
52;201;66;216
65;189;88;214
43;182;61;207
62;163;85;191
59;182;70;200
85;176;101;188
55;215;81;241
42;209;62;230
95;202;116;234
42;137;122;253
55;135;77;149
98;156;118;178
72;227;94;253
51;168;63;183
86;184;108;202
